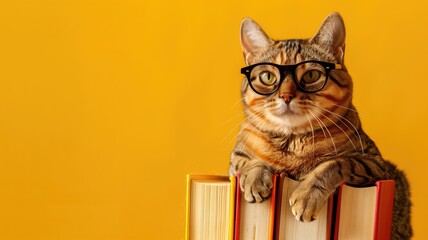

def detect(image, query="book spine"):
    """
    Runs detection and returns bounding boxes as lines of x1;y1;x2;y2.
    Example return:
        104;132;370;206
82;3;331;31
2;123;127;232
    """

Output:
333;183;344;240
273;173;286;240
268;174;279;240
233;174;241;240
373;180;395;240
185;174;191;240
229;176;237;240
326;193;334;240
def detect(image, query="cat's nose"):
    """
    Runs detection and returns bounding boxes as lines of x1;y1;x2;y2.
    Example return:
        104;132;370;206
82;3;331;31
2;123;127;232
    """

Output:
280;92;295;104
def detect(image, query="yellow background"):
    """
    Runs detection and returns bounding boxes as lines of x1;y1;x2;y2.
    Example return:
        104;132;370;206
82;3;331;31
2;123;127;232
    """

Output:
0;0;427;239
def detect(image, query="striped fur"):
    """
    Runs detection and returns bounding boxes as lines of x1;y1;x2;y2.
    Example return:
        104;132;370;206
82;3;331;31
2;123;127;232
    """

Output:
230;13;412;239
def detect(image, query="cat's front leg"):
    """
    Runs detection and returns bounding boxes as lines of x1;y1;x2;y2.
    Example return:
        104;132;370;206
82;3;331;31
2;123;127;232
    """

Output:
240;165;274;202
290;156;387;222
229;151;274;203
289;160;343;222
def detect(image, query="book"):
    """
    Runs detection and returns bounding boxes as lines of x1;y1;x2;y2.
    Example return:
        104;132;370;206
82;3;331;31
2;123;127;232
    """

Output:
185;174;236;240
334;180;395;240
274;174;333;240
234;174;278;240
185;174;395;240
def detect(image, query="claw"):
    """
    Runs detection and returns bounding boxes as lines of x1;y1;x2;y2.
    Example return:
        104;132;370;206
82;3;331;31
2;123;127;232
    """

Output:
289;198;296;206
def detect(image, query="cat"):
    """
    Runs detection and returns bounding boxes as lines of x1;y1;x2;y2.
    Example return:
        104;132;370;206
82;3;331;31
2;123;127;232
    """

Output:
229;12;412;239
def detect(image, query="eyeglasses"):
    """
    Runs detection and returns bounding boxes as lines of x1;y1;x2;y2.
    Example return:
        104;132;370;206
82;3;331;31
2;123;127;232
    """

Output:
240;61;342;95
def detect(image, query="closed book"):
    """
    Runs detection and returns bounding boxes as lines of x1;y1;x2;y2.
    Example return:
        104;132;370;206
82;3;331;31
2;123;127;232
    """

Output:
334;180;395;240
185;174;395;240
185;174;236;240
234;174;278;240
274;174;333;240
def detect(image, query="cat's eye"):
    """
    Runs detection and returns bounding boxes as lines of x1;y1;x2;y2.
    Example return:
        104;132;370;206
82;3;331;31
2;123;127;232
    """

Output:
301;70;321;83
259;72;277;85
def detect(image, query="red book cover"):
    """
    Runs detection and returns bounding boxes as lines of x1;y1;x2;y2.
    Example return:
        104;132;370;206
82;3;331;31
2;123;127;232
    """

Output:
233;174;242;240
373;180;395;240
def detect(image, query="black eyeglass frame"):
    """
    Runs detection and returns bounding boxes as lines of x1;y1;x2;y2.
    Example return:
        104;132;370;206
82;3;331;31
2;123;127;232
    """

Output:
240;60;342;95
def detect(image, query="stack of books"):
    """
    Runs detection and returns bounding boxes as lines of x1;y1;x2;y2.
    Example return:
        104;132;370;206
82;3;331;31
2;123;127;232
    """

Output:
185;174;394;240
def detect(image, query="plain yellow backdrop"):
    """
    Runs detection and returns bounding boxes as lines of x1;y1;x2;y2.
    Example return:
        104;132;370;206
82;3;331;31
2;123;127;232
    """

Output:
0;0;427;239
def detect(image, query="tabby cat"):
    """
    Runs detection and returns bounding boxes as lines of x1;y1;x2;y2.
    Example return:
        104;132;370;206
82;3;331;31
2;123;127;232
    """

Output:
229;13;412;239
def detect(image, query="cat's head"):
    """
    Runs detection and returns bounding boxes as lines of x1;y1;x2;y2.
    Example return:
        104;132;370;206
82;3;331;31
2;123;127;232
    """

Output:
240;13;353;135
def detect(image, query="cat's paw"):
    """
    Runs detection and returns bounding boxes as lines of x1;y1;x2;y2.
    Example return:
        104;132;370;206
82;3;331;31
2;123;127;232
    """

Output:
289;182;328;222
239;167;273;203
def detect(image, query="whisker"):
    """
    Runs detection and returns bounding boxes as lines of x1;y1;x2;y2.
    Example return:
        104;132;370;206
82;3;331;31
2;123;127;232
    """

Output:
230;96;246;109
216;111;245;128
312;108;357;151
250;119;267;155
242;104;272;155
307;108;337;155
307;109;327;139
226;114;259;147
221;113;256;146
312;104;365;154
225;100;269;148
331;103;358;113
240;115;263;154
305;113;316;155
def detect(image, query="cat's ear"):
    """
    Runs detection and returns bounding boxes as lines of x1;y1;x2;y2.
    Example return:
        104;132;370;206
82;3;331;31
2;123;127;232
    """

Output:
240;18;273;65
310;12;346;62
